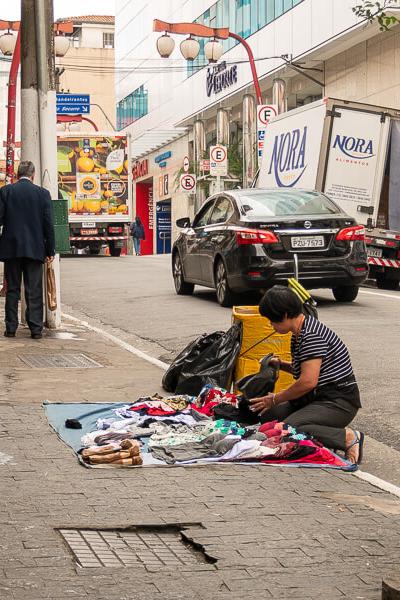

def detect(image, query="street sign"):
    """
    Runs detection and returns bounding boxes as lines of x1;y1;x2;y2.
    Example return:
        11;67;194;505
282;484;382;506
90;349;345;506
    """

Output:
183;156;190;172
56;93;91;115
200;159;210;172
257;104;278;129
258;130;265;164
210;144;228;176
180;173;197;193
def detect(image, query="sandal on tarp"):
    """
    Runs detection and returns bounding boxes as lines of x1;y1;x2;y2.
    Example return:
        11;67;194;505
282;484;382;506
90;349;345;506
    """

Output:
346;430;364;465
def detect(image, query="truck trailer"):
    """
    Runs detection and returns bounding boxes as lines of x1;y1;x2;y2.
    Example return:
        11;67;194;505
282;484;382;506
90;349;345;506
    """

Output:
57;132;132;256
258;97;400;289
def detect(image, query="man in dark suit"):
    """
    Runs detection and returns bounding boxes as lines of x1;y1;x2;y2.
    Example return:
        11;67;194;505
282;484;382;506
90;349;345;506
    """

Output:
0;161;55;339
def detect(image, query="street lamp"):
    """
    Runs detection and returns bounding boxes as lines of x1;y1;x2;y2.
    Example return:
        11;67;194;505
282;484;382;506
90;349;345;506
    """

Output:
154;19;262;104
204;39;224;63
180;36;200;61
0;31;17;56
156;33;175;58
54;33;70;57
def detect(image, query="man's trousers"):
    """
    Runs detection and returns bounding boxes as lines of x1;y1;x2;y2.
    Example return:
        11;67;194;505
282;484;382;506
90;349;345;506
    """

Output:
4;258;44;335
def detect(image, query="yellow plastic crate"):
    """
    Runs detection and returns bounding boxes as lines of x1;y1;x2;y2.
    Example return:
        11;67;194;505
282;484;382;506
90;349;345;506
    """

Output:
232;306;294;393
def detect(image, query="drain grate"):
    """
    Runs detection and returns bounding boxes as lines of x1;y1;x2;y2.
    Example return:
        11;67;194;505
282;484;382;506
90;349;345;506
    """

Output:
59;528;208;569
18;353;103;369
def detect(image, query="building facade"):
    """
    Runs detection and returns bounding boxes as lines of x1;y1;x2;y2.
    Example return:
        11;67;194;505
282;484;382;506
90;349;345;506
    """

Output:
116;0;400;255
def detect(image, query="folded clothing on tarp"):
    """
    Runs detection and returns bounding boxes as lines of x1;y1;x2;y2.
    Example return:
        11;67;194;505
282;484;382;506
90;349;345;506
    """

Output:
44;398;357;471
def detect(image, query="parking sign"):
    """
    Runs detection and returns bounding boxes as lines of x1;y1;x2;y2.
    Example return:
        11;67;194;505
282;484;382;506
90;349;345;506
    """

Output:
180;173;197;193
210;145;228;176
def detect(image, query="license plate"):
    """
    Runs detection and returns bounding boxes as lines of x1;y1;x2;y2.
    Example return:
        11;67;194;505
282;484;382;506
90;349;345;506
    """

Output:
81;229;98;235
291;236;325;249
368;247;383;258
81;221;96;228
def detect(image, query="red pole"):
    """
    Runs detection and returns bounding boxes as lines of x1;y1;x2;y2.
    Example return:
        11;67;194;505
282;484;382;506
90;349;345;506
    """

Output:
5;27;21;184
229;31;262;105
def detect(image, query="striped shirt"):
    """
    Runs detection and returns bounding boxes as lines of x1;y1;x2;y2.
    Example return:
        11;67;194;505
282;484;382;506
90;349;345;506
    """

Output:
291;316;354;387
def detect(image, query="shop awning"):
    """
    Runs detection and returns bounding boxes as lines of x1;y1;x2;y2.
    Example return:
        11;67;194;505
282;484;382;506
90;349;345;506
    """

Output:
131;128;187;160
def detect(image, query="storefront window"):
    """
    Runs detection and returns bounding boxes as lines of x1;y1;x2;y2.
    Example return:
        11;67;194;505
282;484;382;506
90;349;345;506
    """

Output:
188;0;303;77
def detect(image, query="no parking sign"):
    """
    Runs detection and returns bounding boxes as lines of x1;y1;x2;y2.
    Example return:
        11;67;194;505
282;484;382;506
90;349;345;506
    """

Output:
180;173;197;193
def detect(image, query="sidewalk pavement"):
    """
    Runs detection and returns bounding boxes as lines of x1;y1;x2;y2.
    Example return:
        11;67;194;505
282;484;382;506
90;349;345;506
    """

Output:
0;311;399;600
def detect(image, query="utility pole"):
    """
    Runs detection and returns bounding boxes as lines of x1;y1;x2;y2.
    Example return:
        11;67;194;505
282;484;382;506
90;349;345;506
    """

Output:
21;0;61;328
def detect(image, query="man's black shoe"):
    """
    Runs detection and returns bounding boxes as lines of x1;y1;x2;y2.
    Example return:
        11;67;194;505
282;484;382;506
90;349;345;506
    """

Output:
31;333;42;340
4;331;15;338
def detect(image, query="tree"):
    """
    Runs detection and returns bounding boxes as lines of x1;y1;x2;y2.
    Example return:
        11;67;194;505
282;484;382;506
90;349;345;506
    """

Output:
353;1;399;31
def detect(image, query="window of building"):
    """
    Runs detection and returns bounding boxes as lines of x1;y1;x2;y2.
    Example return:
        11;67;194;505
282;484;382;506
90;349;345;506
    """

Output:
188;0;303;77
103;32;114;49
116;85;148;130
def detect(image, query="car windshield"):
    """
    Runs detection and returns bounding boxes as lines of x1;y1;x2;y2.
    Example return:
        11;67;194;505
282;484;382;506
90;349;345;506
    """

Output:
238;191;339;218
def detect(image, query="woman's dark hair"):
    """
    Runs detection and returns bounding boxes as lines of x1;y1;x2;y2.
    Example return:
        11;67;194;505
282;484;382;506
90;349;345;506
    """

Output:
259;285;303;322
135;216;142;225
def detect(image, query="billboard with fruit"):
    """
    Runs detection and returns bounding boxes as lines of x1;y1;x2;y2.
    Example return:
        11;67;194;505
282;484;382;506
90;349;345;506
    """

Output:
57;135;131;221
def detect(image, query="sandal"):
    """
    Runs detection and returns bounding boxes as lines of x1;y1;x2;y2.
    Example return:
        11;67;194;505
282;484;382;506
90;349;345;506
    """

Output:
346;430;364;465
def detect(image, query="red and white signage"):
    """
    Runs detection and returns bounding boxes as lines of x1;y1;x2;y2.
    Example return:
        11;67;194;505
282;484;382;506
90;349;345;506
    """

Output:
210;144;228;176
132;159;148;180
180;173;197;193
257;104;278;129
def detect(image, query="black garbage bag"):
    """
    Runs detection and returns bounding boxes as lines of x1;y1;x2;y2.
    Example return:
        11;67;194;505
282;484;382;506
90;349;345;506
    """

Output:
162;323;242;396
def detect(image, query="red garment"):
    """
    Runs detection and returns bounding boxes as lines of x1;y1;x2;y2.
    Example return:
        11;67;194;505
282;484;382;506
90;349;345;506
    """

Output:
129;404;177;416
258;420;278;433
190;401;219;416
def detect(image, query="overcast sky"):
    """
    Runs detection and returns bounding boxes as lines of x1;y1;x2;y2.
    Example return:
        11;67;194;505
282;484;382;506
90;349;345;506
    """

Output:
1;0;115;20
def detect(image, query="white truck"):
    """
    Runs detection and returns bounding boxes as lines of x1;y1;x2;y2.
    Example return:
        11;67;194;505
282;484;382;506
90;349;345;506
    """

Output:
258;98;400;289
57;132;132;256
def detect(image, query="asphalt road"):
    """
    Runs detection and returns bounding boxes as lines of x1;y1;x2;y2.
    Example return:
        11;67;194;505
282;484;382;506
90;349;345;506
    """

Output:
60;254;400;467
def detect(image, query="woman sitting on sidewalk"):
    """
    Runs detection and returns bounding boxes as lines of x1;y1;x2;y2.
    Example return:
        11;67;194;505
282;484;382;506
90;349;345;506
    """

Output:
250;285;364;464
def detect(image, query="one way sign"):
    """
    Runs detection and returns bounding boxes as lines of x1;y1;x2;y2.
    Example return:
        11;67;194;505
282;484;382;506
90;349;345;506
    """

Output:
56;93;91;115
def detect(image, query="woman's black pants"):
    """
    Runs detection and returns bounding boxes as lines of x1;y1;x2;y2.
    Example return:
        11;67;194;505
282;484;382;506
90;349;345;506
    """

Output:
260;380;360;451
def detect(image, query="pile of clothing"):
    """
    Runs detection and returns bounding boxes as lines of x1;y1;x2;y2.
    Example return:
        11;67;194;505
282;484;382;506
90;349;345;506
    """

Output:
79;386;351;469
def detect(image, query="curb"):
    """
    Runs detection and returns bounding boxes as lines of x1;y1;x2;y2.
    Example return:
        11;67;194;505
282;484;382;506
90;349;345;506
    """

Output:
383;577;400;599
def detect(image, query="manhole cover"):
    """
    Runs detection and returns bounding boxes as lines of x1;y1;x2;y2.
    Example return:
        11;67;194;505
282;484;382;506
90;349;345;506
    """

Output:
59;528;208;569
18;353;103;369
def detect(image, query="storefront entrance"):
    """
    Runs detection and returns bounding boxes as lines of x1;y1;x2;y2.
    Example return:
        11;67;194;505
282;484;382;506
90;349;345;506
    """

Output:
135;180;154;255
156;200;171;254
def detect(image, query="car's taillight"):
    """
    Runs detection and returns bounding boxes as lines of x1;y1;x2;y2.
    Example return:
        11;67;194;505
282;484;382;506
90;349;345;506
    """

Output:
336;225;365;242
236;229;279;245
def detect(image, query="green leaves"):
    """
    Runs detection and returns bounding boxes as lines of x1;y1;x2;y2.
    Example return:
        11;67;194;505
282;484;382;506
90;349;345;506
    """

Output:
353;1;399;31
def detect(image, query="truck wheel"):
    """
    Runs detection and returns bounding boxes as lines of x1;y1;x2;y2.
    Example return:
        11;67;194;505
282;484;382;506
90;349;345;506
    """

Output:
109;245;121;257
332;285;359;302
173;252;194;295
89;246;100;255
376;275;399;290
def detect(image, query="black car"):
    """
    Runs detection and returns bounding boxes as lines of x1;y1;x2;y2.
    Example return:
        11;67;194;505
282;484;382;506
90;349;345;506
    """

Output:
172;189;368;306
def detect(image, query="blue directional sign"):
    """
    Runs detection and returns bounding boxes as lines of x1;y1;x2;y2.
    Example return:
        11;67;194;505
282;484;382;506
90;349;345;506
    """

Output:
56;93;90;115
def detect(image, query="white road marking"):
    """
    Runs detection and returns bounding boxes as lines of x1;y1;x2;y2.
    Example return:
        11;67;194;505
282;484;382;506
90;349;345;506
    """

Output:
63;311;400;499
0;452;12;465
360;290;400;300
62;312;169;371
354;470;400;499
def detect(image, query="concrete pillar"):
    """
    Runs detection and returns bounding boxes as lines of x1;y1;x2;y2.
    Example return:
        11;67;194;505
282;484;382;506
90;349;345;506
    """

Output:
242;94;256;189
193;119;206;212
273;78;287;114
216;108;229;146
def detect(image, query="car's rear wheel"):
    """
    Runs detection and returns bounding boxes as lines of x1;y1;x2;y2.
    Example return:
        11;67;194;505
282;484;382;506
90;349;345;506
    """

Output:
376;274;400;291
173;252;194;295
215;259;236;307
332;285;359;302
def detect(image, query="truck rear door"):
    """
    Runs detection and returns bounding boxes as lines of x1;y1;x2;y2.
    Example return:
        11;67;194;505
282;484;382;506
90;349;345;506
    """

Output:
322;106;391;226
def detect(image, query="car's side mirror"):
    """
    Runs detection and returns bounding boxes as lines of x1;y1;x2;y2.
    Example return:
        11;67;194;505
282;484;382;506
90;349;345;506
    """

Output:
176;217;191;228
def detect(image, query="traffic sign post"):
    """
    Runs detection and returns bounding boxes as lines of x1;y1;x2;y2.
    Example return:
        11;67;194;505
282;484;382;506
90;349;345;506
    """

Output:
210;145;228;177
183;156;190;172
56;94;91;115
180;173;197;193
257;104;278;166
